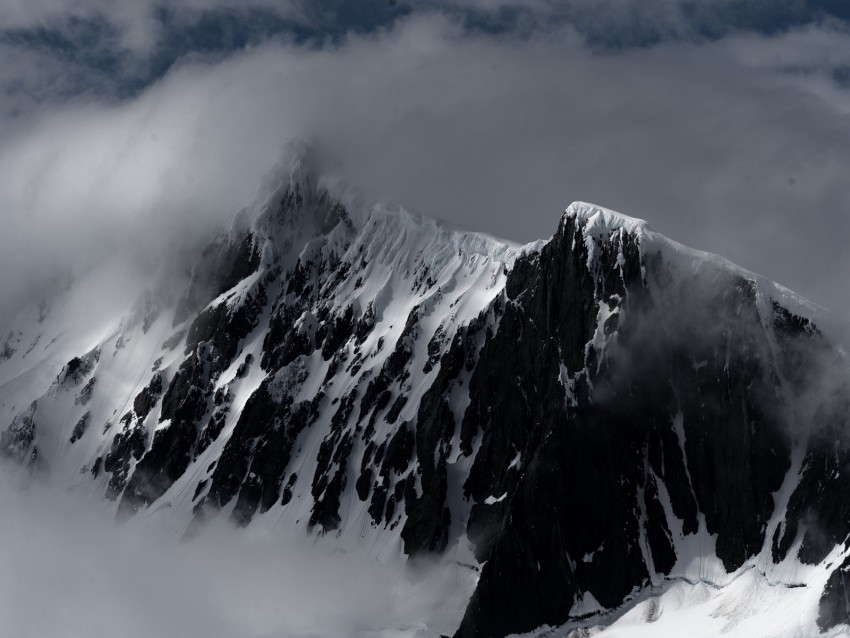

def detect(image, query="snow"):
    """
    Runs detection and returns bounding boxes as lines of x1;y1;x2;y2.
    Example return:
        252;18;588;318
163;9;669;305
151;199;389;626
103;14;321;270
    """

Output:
570;591;606;617
564;200;836;341
567;201;651;238
0;152;846;638
512;549;850;638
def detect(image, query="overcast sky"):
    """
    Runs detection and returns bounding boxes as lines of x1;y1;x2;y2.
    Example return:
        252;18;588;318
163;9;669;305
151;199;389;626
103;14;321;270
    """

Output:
1;0;849;319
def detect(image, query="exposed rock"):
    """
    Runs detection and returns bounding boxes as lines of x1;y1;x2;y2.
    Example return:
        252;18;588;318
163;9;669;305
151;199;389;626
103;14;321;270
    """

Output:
2;169;847;638
454;215;795;638
193;373;314;528
74;377;97;406
0;401;38;465
57;348;100;388
69;411;90;444
104;412;148;500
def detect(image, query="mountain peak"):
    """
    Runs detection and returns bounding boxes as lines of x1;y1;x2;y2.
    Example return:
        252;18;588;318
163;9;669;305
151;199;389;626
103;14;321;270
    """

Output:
563;201;652;239
2;153;848;638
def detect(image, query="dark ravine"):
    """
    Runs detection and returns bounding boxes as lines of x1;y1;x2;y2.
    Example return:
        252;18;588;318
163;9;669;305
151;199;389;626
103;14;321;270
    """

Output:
1;157;848;638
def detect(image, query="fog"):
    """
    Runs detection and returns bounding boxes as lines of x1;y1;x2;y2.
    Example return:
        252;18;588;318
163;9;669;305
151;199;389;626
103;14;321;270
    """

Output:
0;464;472;638
597;251;850;441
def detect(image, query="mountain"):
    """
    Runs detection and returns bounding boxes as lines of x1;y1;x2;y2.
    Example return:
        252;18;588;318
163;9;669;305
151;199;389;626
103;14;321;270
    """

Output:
1;148;849;638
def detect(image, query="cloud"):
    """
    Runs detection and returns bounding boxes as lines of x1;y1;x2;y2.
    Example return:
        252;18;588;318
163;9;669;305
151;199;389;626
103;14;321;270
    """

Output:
0;9;849;331
0;464;473;638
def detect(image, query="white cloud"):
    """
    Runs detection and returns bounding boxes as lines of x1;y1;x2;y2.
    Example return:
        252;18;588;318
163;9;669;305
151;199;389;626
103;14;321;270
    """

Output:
0;467;473;638
0;12;849;325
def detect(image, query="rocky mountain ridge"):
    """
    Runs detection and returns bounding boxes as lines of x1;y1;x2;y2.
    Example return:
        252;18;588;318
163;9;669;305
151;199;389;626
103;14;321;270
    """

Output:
1;152;848;638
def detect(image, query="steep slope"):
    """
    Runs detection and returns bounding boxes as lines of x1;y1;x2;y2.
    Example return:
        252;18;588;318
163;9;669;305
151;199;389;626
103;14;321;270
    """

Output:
453;207;848;637
1;150;848;638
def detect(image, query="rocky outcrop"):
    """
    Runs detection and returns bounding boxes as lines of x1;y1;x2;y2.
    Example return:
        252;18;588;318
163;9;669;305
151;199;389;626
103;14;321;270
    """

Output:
0;401;38;466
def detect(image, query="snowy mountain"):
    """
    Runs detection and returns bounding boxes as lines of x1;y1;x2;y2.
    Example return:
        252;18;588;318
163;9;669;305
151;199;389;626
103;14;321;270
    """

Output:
1;147;849;638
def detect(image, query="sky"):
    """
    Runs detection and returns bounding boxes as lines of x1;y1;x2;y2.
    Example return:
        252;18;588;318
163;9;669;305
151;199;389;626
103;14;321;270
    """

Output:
0;0;849;322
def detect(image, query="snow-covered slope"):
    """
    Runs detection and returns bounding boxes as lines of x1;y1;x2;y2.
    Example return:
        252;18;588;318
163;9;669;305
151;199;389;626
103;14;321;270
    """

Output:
1;149;848;638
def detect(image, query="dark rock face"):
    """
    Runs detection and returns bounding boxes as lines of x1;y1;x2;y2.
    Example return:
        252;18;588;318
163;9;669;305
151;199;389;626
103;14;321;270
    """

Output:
117;349;206;516
195;377;314;527
0;401;38;466
57;348;100;388
452;217;816;638
102;375;164;498
773;385;850;569
117;243;271;517
6;171;846;638
133;372;163;421
196;387;231;457
401;323;477;554
820;554;850;629
310;388;359;532
104;412;149;500
1;332;18;361
75;377;96;406
69;411;90;444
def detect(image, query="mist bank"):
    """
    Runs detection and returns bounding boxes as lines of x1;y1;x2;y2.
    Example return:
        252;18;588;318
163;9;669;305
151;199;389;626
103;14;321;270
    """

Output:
0;462;474;638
